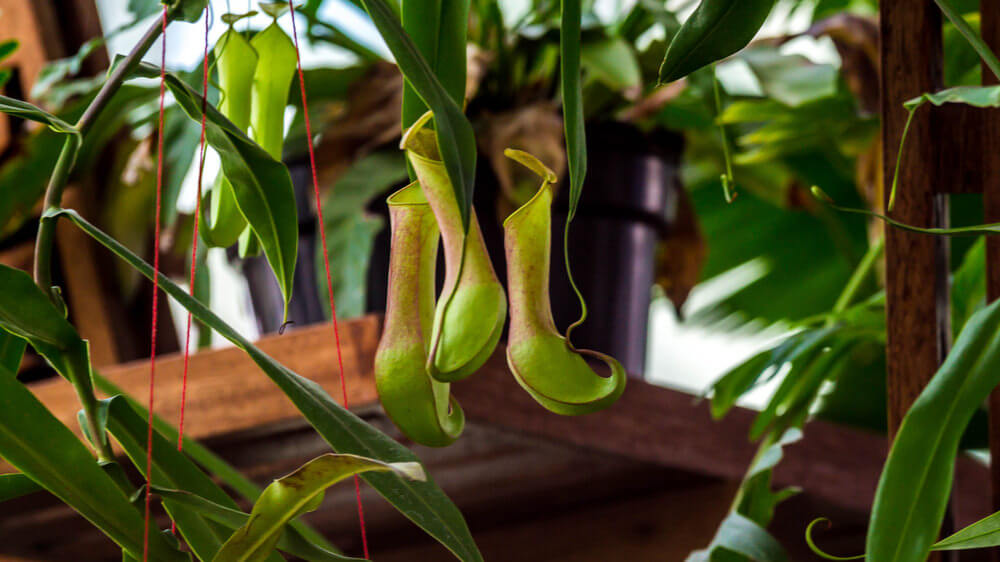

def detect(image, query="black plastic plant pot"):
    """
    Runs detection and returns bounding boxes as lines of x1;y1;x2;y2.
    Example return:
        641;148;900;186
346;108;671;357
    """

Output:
249;124;684;380
370;121;684;379
549;122;683;378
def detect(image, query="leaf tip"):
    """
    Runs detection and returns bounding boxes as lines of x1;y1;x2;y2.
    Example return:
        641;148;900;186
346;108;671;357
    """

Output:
391;461;427;482
810;186;834;204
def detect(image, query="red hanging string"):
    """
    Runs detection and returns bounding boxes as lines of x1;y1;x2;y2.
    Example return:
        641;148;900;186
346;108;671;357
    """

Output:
144;6;169;561
178;0;211;457
287;4;370;557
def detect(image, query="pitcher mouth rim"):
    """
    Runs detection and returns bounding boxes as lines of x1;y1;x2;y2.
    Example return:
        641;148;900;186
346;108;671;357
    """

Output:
387;181;429;207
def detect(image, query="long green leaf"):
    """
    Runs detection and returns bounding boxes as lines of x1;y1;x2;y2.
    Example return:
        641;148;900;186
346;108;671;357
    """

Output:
0;94;80;137
867;299;1000;561
166;0;209;22
216;454;424;561
147;486;361;562
360;0;477;231
48;208;484;562
0;472;44;502
933;510;1000;551
906;85;1000;112
400;0;469;128
561;0;586;219
0;328;27;373
932;0;1000;82
0;366;186;560
710;327;837;419
0;264;110;458
101;395;267;562
559;0;592;340
92;374;339;554
688;512;788;562
658;0;777;84
128;61;298;319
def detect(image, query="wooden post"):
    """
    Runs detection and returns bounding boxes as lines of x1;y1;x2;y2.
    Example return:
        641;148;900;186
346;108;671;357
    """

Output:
982;0;1000;534
880;1;948;441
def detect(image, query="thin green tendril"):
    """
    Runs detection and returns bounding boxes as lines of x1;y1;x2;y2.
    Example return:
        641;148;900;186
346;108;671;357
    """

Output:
563;218;588;348
812;186;1000;237
713;64;736;204
805;518;865;560
888;107;917;212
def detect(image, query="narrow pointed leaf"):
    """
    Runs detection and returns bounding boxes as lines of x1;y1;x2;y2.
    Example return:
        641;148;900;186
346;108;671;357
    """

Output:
933;510;1000;551
561;0;586;218
0;94;80;137
360;0;477;231
905;85;1000;112
400;0;469;128
0;264;109;456
216;454;424;561
93;375;338;554
0;366;186;560
658;0;778;84
127;61;298;318
688;512;788;562
102;395;271;562
0;472;44;502
0;328;27;373
48;209;484;562
867;300;1000;561
932;0;1000;81
147;486;362;561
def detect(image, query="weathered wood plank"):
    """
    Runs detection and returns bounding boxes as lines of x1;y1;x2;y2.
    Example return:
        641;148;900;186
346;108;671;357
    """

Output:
25;316;382;447
22;313;991;520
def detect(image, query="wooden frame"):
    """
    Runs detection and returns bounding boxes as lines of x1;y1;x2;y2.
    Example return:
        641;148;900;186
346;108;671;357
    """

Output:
18;315;993;518
6;0;1000;558
881;2;1000;558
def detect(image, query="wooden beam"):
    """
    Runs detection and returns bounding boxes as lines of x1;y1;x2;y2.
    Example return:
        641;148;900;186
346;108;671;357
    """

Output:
453;351;990;520
22;314;992;522
26;316;382;447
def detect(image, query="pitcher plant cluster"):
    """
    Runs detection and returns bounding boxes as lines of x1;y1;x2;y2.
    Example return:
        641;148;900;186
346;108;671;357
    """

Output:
5;0;1000;561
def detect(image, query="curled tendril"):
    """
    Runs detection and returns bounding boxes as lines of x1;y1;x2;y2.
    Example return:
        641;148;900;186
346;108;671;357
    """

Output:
805;518;865;561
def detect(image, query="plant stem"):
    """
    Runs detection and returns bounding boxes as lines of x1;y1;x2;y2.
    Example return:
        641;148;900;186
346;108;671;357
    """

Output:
727;430;779;513
32;13;170;464
33;15;169;291
712;64;736;203
831;237;886;316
